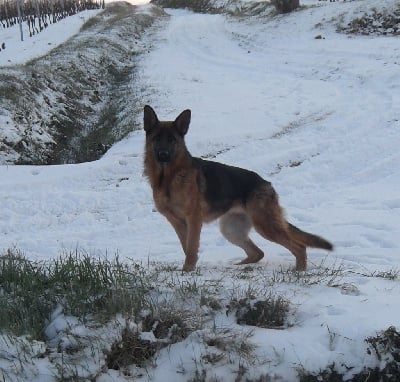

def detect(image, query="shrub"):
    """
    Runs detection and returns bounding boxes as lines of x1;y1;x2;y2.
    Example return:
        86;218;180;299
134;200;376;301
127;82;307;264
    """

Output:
339;8;400;36
366;326;400;376
271;0;299;14
151;0;215;13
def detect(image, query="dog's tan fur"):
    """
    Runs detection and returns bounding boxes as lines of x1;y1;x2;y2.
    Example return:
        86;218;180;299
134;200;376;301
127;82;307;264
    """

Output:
143;105;333;272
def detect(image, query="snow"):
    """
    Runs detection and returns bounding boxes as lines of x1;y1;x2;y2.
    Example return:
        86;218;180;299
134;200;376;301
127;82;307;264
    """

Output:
1;0;400;380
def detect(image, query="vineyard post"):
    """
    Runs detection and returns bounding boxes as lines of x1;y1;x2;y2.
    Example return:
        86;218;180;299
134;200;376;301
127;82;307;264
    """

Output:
34;0;41;31
16;0;24;41
4;0;9;27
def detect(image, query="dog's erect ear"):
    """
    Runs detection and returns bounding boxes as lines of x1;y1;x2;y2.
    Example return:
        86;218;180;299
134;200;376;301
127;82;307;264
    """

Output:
143;105;159;132
174;109;191;136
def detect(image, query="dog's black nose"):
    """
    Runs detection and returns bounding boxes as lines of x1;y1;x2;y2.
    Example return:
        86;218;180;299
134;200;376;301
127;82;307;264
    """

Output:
157;150;170;163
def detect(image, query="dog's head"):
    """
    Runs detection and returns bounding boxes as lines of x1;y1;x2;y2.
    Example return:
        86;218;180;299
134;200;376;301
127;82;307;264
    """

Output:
143;105;191;164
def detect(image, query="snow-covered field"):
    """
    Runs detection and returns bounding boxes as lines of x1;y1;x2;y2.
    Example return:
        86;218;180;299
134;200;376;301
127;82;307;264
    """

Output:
0;1;149;67
0;9;101;67
1;0;400;380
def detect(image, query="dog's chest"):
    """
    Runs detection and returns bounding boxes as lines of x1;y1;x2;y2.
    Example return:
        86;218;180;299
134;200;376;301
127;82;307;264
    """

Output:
153;168;198;217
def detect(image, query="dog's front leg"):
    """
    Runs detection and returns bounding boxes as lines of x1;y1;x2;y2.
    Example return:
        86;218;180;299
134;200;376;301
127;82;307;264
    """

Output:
163;211;188;254
162;209;200;272
182;214;202;272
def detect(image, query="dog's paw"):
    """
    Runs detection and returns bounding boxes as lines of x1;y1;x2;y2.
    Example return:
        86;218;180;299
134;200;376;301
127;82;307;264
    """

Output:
182;262;196;272
235;255;264;265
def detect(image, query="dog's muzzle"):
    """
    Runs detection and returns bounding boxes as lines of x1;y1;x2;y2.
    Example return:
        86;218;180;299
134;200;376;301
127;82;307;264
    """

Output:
157;150;171;163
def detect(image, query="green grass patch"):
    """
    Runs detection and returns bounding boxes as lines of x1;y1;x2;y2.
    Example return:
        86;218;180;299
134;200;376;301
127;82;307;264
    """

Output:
0;249;152;339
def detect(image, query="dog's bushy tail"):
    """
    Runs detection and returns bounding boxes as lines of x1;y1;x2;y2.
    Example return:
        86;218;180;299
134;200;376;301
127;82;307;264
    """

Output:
288;223;333;251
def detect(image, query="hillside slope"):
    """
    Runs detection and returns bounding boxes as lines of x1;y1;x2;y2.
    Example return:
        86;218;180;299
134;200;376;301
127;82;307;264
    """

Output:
0;2;164;164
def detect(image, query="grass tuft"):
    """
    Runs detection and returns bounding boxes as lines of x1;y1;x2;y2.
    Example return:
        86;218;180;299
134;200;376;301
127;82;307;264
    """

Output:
370;269;400;281
270;260;346;287
202;328;256;365
232;295;291;329
107;324;157;371
141;304;194;343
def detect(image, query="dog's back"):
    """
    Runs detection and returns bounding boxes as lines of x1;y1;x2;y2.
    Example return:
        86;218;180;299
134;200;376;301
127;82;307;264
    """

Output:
193;157;268;216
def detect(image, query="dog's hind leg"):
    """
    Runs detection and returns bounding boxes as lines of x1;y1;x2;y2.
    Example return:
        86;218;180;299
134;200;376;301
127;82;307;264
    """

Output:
219;211;264;264
252;212;307;270
248;185;308;271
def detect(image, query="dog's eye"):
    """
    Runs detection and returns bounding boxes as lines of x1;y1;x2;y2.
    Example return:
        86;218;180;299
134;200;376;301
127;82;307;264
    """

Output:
167;135;176;143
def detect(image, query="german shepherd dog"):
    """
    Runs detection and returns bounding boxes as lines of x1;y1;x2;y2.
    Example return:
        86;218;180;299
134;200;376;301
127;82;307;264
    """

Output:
143;105;333;272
